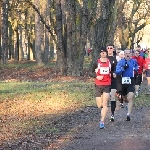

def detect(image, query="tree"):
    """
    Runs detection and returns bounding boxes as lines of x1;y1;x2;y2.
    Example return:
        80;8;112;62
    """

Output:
34;0;43;65
117;0;150;49
0;1;2;62
90;0;117;65
1;0;9;64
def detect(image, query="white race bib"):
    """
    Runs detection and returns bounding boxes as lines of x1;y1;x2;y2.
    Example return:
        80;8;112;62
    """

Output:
148;65;150;69
100;67;109;74
122;77;131;84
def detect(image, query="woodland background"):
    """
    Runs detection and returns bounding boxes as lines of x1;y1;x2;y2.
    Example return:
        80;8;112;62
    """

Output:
1;0;150;76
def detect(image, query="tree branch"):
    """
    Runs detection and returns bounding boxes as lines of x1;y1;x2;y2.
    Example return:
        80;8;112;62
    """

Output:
22;0;57;44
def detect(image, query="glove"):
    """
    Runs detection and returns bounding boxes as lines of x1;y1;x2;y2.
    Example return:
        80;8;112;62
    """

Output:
124;63;129;70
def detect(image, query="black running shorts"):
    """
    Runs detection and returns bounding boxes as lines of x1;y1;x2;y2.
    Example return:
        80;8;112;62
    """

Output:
122;78;135;96
95;85;111;97
116;75;122;93
111;77;117;89
134;74;142;85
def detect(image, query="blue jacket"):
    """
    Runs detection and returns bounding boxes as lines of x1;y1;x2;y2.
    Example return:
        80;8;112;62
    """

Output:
116;58;138;77
140;52;145;58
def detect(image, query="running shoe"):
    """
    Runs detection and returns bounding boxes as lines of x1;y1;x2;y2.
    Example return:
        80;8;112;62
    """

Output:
134;92;138;98
120;103;124;108
138;86;141;92
126;115;130;121
100;121;105;129
110;115;114;122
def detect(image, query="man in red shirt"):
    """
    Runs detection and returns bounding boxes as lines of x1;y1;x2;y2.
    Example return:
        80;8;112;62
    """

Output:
89;47;111;129
132;50;145;97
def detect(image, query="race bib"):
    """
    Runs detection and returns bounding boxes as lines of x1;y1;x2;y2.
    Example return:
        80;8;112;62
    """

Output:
122;77;131;84
100;67;109;74
148;65;150;69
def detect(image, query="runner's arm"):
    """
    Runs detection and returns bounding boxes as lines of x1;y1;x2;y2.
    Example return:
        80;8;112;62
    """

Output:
116;60;124;75
89;62;98;78
134;59;139;71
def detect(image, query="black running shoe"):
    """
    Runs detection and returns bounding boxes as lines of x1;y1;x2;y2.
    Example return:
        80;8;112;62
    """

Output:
110;115;114;122
120;103;124;108
126;116;130;121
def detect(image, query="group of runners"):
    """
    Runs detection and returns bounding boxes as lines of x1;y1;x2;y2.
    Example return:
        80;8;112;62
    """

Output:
89;44;150;129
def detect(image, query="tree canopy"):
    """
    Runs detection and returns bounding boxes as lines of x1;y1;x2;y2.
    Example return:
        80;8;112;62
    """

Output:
1;0;150;76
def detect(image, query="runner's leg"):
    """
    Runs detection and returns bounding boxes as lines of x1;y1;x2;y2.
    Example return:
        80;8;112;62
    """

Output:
127;92;134;115
101;92;109;122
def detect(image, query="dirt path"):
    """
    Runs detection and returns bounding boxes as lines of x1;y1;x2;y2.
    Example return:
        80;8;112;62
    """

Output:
1;99;150;150
54;104;150;150
49;77;150;150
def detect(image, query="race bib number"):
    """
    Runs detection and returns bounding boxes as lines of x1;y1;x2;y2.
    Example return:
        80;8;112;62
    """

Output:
100;67;109;74
122;77;131;84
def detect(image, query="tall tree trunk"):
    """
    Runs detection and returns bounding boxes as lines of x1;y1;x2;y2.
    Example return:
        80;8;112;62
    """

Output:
1;0;9;64
91;0;116;66
18;25;24;60
107;0;119;45
41;0;49;64
28;17;34;60
0;1;2;62
56;0;67;75
66;0;91;76
66;0;76;75
34;0;43;65
43;0;50;64
74;0;89;76
8;22;14;60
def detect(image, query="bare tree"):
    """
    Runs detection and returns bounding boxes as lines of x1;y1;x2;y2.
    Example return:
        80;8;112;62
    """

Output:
0;1;2;62
1;0;9;64
117;0;150;49
34;0;43;65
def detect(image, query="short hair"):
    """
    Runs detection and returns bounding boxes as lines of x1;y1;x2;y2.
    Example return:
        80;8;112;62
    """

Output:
124;48;131;53
137;45;141;48
119;51;124;56
107;44;114;47
134;50;140;53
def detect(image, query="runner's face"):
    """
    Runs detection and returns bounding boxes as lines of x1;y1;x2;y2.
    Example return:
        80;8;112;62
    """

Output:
116;51;120;56
124;50;131;59
135;51;140;57
120;53;124;58
100;52;107;58
107;46;114;55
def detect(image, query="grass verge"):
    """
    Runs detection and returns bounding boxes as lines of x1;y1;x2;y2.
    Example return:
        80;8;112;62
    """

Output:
0;80;95;142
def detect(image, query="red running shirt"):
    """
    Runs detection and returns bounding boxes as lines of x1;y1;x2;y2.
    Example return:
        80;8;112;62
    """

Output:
95;59;111;85
144;58;150;70
132;56;145;74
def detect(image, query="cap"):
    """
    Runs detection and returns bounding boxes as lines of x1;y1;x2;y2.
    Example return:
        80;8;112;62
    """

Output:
99;47;107;53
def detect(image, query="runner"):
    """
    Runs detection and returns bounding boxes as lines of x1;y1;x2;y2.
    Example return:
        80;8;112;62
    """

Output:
132;50;145;97
144;49;149;59
116;48;138;121
116;50;124;108
144;50;150;93
89;47;111;129
136;45;145;58
106;44;117;122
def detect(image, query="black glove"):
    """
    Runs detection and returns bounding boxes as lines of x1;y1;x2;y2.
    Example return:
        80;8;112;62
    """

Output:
124;63;129;70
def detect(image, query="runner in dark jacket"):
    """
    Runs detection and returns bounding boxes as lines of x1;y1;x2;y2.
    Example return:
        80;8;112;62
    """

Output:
106;44;117;122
